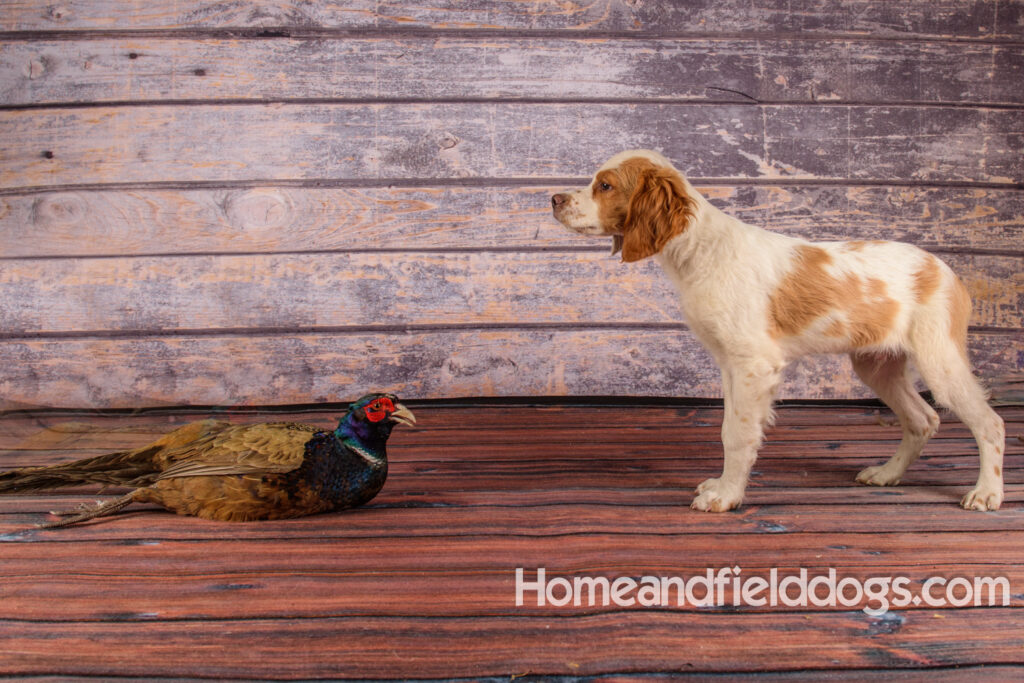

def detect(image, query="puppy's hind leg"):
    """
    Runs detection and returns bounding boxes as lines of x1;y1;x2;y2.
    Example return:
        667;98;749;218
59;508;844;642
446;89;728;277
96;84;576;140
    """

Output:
909;280;1004;511
852;352;939;487
692;357;783;512
913;345;1004;511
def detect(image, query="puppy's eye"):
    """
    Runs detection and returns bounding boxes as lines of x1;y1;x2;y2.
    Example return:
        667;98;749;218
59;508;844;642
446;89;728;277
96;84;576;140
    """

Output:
599;182;612;191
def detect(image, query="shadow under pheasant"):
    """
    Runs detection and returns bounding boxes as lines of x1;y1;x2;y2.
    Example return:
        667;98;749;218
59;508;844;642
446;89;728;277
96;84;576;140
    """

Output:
0;393;415;528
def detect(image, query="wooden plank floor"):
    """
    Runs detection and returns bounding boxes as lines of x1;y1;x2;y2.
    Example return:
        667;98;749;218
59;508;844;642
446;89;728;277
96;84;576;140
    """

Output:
1;401;1023;680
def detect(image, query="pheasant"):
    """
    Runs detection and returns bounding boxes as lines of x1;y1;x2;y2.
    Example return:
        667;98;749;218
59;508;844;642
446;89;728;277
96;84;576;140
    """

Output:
0;393;415;528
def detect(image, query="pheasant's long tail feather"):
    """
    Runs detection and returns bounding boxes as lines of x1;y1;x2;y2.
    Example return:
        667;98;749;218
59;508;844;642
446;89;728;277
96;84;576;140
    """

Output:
0;447;163;493
0;419;229;494
39;491;139;529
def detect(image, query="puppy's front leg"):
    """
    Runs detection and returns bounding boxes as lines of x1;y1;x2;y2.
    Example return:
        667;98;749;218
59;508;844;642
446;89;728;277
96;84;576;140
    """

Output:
693;359;782;512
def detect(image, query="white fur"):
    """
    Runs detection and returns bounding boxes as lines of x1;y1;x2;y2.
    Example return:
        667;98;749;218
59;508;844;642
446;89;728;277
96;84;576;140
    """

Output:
554;150;1005;512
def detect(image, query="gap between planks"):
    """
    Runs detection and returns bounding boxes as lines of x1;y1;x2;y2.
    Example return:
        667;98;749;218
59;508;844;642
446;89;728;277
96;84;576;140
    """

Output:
2;176;1022;198
2;26;1024;44
5;97;1024;112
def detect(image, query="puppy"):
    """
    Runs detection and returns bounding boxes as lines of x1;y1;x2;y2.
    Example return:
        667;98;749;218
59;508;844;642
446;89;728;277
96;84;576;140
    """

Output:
552;149;1005;512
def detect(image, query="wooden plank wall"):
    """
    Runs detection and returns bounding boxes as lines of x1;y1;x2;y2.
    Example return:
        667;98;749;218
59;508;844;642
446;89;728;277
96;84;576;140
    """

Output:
0;1;1021;409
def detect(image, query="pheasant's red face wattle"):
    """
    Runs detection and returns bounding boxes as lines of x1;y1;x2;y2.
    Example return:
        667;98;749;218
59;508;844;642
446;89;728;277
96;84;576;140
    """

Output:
364;397;395;422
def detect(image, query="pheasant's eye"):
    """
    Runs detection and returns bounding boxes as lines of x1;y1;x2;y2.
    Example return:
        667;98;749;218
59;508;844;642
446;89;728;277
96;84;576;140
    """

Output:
364;397;395;422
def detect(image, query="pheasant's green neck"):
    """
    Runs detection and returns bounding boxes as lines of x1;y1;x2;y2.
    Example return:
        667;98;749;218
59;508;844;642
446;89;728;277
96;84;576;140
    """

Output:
334;412;391;462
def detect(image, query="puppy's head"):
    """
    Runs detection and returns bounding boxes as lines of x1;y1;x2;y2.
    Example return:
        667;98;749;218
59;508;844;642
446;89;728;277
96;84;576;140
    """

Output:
551;150;696;262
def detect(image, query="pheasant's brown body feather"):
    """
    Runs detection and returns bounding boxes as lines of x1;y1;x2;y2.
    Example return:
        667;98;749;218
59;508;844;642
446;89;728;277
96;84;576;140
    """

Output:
155;422;319;479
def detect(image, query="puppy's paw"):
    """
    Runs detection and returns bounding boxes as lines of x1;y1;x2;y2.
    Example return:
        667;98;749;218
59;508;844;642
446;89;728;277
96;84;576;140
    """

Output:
695;477;717;495
961;485;1003;511
856;464;903;487
691;478;743;512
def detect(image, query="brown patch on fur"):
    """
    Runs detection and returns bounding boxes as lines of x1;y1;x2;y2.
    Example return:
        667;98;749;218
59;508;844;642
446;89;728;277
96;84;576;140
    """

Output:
592;168;631;235
593;158;695;262
768;246;835;336
852;278;900;347
769;245;900;347
592;159;662;235
843;240;886;251
825;319;847;337
994;466;1002;476
912;255;941;304
948;275;972;358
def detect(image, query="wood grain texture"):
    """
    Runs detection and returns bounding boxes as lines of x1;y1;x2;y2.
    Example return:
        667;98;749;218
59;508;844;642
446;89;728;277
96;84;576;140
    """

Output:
1;251;1019;334
2;38;1020;106
5;483;1024;512
6;439;1017;470
0;1;1019;409
1;0;1018;39
7;528;1024;574
2;457;1020;511
2;610;1022;678
4;495;1024;538
3;525;1023;608
2;184;1023;257
0;562;1019;620
2;103;1021;189
5;404;1019;450
0;330;1017;409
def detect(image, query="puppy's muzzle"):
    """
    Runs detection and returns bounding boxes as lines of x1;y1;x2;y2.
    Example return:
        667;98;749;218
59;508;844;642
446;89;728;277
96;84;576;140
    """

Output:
551;193;570;220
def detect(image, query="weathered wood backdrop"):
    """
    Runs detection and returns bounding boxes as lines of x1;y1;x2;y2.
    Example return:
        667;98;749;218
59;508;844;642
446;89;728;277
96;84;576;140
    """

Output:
0;0;1021;408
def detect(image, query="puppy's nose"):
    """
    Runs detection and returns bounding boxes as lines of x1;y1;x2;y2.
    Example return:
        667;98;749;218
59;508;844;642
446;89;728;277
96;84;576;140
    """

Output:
551;193;568;209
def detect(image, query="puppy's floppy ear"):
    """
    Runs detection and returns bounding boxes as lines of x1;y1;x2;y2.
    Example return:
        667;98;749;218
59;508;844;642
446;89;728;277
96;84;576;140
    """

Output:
620;166;695;262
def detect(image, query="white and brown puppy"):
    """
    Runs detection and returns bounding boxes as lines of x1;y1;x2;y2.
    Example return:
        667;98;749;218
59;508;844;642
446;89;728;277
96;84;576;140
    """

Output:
552;149;1004;512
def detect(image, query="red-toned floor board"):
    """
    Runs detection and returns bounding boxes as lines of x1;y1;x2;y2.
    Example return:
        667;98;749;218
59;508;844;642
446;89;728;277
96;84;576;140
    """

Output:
1;403;1021;678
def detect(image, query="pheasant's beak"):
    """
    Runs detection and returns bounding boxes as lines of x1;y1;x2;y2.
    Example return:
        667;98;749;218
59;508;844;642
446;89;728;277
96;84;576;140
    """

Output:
391;403;417;427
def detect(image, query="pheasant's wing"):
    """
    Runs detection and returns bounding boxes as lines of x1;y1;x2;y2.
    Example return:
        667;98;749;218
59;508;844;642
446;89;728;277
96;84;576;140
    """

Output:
155;422;321;479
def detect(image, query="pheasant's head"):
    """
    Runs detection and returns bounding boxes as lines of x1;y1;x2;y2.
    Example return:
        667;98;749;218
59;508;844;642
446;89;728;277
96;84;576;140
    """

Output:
335;393;416;454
